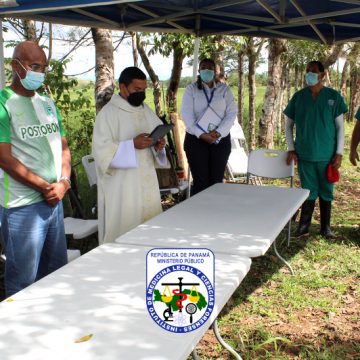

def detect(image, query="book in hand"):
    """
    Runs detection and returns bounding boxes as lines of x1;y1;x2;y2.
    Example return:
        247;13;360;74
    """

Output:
195;106;222;133
149;124;174;145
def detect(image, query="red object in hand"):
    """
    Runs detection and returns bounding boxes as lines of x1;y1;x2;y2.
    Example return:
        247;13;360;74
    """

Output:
326;164;340;183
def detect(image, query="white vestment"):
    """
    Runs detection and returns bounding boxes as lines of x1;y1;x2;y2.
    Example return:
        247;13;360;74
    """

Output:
92;94;164;244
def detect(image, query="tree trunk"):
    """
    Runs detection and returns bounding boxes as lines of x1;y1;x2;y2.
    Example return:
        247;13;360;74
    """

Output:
22;20;37;41
248;53;257;150
349;63;360;122
340;59;349;98
213;35;225;80
130;32;139;67
346;43;360;121
166;41;184;113
48;23;53;61
258;38;287;148
321;44;344;69
294;65;299;92
136;35;163;117
286;65;291;103
279;62;288;134
91;28;115;113
237;48;245;127
245;38;265;150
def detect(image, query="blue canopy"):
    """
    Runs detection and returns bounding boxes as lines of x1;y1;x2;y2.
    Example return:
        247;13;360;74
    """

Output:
0;0;360;44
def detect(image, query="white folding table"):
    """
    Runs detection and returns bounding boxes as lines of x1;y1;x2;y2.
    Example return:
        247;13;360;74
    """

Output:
116;183;309;258
0;243;251;360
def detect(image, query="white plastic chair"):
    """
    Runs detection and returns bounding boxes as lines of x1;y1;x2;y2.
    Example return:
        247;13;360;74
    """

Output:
63;155;98;252
82;155;97;187
226;121;249;182
246;149;295;273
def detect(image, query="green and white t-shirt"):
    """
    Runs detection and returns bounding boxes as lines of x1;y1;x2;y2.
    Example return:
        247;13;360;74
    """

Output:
0;87;65;208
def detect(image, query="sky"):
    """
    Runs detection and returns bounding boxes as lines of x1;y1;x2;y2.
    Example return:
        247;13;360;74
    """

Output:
1;23;270;82
2;25;196;81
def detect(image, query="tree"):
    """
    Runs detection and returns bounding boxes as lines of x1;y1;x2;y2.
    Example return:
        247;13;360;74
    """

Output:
245;37;265;150
348;43;360;121
22;20;37;41
237;45;246;127
130;32;139;67
91;28;114;113
258;38;287;148
136;33;163;117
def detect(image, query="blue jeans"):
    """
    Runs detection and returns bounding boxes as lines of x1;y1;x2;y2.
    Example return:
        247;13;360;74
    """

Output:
1;201;68;297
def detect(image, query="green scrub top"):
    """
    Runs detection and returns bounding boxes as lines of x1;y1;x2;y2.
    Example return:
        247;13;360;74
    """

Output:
284;87;347;162
355;107;360;121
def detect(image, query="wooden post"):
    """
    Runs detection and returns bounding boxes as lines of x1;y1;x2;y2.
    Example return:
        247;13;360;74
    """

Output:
171;112;188;179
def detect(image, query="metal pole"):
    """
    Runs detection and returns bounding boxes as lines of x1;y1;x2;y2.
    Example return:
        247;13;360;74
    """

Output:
186;36;200;199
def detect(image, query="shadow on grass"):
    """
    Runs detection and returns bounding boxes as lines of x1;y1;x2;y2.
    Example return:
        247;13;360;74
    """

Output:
220;221;359;317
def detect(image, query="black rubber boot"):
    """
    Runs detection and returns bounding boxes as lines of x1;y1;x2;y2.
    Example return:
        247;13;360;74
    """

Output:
293;200;315;238
319;198;334;239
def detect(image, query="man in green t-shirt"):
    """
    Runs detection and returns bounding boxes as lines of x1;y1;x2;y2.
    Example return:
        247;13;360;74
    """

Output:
284;60;347;239
350;107;360;166
0;41;71;297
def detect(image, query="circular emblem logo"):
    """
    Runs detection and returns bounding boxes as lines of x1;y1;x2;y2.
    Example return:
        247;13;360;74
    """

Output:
146;264;214;333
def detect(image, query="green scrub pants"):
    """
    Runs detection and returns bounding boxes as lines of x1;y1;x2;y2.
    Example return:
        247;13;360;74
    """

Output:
298;160;334;201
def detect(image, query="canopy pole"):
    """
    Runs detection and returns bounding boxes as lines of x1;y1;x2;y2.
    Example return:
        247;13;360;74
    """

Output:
0;20;5;88
187;36;200;199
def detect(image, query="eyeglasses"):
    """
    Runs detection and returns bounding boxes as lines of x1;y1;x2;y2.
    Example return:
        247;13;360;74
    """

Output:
28;64;49;73
15;58;49;73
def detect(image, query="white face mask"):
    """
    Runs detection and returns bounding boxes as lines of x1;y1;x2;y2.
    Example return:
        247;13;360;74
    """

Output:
15;59;45;91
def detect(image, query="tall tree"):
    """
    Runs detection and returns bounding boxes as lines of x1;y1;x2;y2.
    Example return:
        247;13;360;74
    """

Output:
91;28;114;113
136;34;163;117
245;37;265;150
130;32;139;67
148;34;194;175
340;59;349;98
237;45;246;127
258;38;287;148
348;43;360;121
213;35;225;79
150;34;193;113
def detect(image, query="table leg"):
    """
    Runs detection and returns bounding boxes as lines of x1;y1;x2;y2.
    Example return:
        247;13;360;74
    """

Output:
191;349;200;360
287;219;292;247
212;319;243;360
273;239;294;275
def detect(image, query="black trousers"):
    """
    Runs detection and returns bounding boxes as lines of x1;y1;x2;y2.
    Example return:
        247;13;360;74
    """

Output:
184;133;231;195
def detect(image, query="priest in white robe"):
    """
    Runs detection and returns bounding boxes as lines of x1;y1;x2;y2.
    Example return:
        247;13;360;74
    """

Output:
92;67;168;243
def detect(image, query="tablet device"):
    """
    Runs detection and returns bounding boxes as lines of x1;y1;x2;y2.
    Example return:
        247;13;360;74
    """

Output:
149;124;174;145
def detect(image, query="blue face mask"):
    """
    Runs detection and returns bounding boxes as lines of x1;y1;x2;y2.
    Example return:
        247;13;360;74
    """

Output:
305;72;319;87
200;69;215;83
16;60;45;91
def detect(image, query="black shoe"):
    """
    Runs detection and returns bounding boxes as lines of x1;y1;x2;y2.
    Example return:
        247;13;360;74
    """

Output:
320;226;335;239
293;224;310;238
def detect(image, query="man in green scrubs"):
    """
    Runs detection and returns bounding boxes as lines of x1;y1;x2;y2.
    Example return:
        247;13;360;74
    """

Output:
349;107;360;166
284;60;347;239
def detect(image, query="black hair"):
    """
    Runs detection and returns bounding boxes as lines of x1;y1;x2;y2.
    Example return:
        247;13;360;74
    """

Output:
196;58;216;90
308;60;325;73
119;66;146;86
